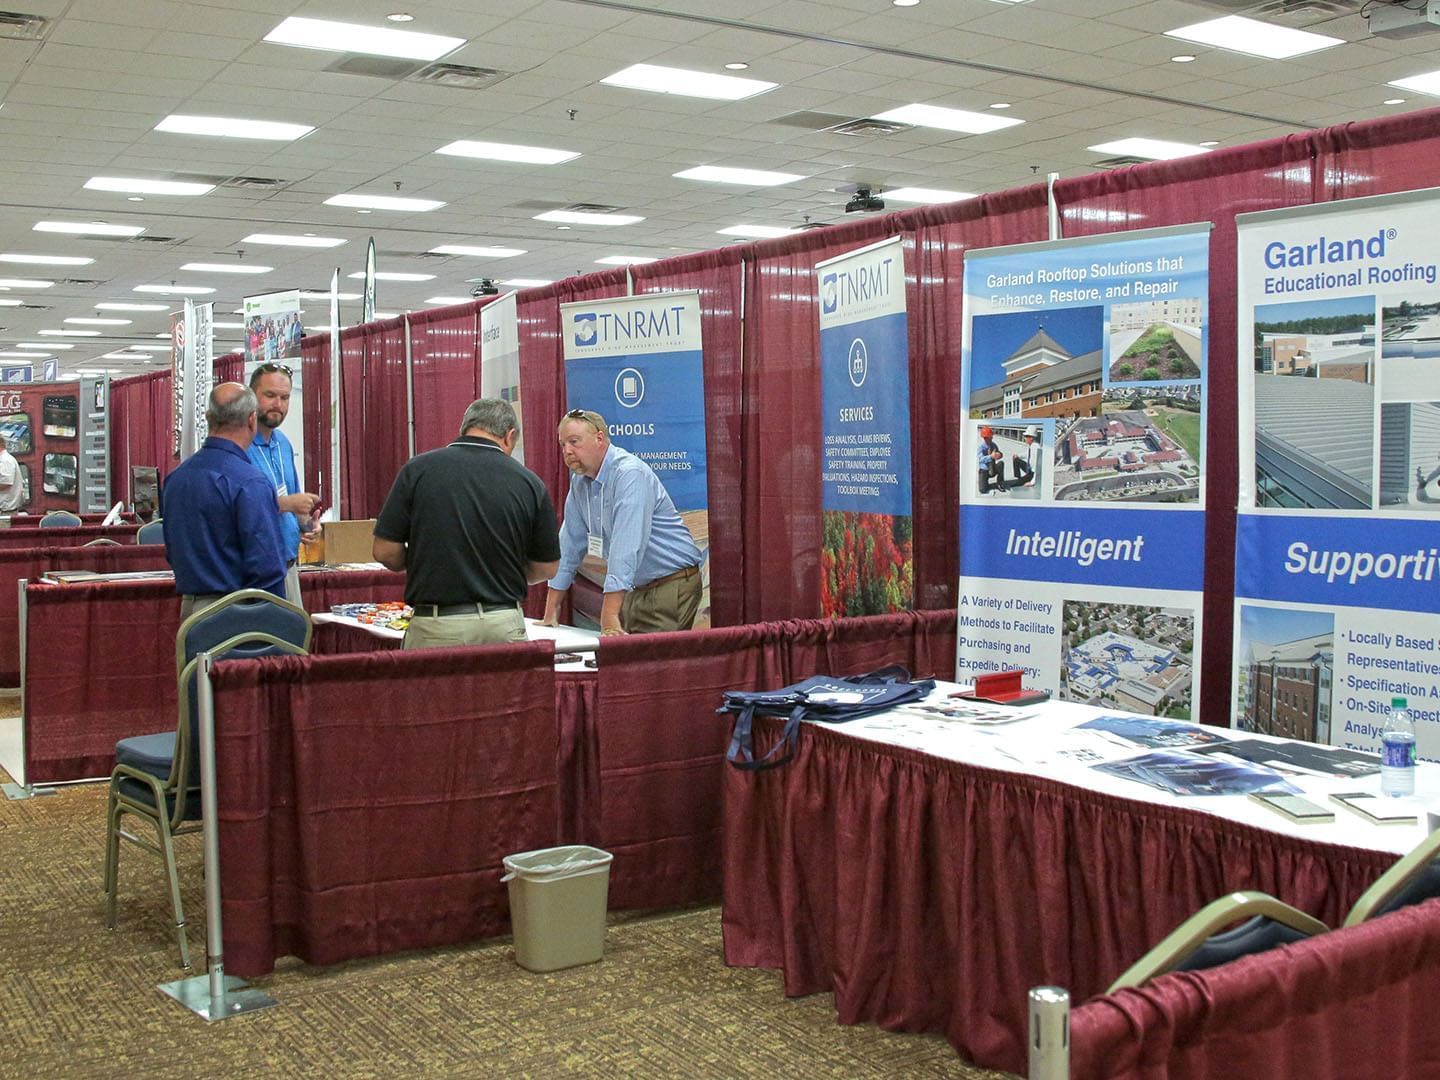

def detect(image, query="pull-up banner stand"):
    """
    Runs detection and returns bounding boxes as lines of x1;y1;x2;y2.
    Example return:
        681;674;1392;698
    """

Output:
958;224;1212;718
481;292;523;465
1234;187;1440;755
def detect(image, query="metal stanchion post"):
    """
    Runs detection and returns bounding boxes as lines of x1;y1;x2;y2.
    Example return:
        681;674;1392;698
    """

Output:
160;651;279;1020
1028;985;1070;1080
4;578;56;800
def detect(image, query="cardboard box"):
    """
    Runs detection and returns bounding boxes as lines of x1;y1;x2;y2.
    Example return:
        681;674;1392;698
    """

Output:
322;518;376;565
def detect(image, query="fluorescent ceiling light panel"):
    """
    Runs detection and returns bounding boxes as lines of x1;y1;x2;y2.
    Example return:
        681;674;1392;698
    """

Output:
0;278;53;288
133;284;216;295
325;193;444;212
299;290;362;300
264;16;463;61
96;302;168;311
425;296;473;305
40;329;102;336
34;221;144;237
0;351;48;358
345;271;435;282
1389;70;1440;98
428;244;527;258
1088;137;1210;160
85;176;214;196
871;103;1022;134
885;186;977;204
155;114;314;141
435;140;579;165
501;278;553;288
533;210;644;226
0;253;93;266
674;165;803;187
181;262;274;274
717;225;795;239
211;322;246;329
103;351;149;359
65;317;131;325
595;255;656;266
243;233;347;248
0;299;22;306
600;62;776;101
19;342;74;349
1164;15;1342;59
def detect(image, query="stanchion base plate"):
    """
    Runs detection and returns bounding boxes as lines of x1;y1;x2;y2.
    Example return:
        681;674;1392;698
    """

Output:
2;782;56;801
159;974;278;1021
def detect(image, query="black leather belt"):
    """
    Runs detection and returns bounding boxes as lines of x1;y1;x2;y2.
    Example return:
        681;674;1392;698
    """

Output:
411;601;511;618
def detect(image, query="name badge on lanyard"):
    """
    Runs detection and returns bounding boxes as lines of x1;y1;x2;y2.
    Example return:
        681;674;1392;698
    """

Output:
587;533;605;558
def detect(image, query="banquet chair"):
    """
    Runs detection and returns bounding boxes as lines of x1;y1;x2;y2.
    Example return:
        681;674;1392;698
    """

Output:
104;592;311;969
135;519;164;545
1107;891;1329;992
1343;828;1440;927
82;537;121;546
38;510;81;528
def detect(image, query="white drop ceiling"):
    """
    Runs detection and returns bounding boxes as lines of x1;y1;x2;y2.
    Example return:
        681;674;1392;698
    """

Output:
0;0;1434;376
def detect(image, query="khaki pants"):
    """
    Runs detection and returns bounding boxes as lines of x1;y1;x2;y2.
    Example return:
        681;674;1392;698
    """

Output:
621;571;702;634
403;607;526;650
283;563;301;608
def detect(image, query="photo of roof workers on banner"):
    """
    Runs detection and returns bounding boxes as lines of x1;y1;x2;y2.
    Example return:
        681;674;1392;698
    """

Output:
243;288;303;367
957;224;1211;709
559;290;710;628
1234;187;1440;758
817;236;913;618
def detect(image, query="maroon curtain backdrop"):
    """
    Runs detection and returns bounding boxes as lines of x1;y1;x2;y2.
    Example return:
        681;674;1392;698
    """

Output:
353;318;409;518
299;334;332;506
1070;899;1440;1080
213;642;558;976
212;351;243;385
109;369;175;499
409;300;483;453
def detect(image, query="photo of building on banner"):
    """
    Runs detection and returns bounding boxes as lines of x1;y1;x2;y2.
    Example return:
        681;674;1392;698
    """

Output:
560;290;711;627
958;224;1211;716
243;288;303;367
1234;187;1440;757
817;236;913;617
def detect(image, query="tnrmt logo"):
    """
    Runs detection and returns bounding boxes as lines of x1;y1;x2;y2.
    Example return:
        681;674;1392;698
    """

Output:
821;273;838;314
573;311;598;347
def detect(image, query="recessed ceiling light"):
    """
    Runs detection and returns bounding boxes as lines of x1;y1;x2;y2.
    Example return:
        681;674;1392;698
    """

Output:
96;302;168;311
1199;140;1220;147
0;277;54;288
500;278;553;288
0;351;49;358
128;197;144;202
102;352;150;360
181;262;275;274
0;253;94;266
19;342;74;349
344;271;435;282
34;221;144;237
386;12;415;21
65;317;131;325
264;16;464;61
871;103;1023;134
0;299;23;306
601;63;776;101
155;114;314;141
242;233;347;248
595;255;657;266
1164;15;1342;60
1384;97;1406;105
533;210;645;226
989;102;1011;110
724;62;749;71
673;165;804;187
885;186;977;204
210;321;246;329
717;225;795;239
133;284;216;295
555;225;571;230
435;140;579;165
39;329;103;336
1389;70;1440;97
425;296;473;305
1170;55;1196;63
325;193;445;212
298;290;363;300
428;244;527;258
893;0;919;6
1089;137;1211;161
85;177;214;196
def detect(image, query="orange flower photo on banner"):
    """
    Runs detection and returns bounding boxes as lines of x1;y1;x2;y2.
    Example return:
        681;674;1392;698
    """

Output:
821;510;913;617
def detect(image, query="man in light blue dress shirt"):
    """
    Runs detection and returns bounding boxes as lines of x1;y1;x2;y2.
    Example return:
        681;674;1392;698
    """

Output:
541;409;703;635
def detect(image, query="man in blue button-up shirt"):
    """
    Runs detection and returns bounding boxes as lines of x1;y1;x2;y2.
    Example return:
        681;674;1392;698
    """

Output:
162;383;288;619
247;363;320;605
542;409;703;636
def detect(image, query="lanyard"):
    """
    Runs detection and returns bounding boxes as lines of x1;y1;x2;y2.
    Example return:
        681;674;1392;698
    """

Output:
256;438;286;491
580;481;605;535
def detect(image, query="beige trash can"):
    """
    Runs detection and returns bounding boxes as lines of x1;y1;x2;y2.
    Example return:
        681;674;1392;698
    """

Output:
502;845;614;972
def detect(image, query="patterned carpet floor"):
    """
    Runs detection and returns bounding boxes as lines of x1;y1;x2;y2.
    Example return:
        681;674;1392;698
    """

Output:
0;750;1015;1079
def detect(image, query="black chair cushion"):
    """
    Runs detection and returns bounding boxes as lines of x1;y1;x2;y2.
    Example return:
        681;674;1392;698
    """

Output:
1376;863;1440;919
1175;915;1312;973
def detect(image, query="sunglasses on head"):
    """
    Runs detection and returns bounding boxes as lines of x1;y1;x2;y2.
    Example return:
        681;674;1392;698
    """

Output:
256;362;292;377
566;408;588;419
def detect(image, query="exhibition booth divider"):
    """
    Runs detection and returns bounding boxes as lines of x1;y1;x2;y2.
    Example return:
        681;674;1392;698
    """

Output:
103;107;1440;723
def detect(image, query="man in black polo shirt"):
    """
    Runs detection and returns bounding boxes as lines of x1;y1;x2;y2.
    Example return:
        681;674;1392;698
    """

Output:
372;398;560;649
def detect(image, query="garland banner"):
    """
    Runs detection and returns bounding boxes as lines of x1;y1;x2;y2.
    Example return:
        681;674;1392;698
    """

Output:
958;224;1212;718
1234;187;1440;755
816;236;913;617
560;290;710;626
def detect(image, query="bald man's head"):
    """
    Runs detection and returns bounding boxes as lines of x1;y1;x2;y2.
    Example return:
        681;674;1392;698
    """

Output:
206;382;258;436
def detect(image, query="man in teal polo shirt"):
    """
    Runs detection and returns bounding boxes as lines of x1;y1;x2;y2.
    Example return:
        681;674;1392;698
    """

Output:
247;362;320;605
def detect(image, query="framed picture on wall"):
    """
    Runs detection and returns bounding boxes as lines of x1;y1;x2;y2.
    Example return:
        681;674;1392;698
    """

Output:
42;395;77;438
42;452;77;497
0;412;31;455
131;465;159;519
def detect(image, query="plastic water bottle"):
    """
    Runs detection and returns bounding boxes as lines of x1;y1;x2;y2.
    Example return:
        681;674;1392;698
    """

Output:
1381;696;1416;798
